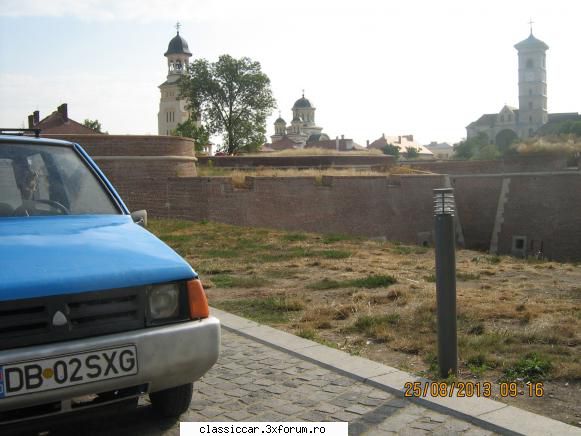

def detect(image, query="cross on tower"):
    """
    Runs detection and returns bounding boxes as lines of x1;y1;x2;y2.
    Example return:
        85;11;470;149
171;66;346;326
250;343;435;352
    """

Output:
302;89;305;98
528;18;534;34
176;21;181;34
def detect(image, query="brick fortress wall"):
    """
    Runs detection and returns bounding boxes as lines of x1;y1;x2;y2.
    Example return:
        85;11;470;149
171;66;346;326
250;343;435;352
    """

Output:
407;155;569;175
44;135;581;262
42;134;198;189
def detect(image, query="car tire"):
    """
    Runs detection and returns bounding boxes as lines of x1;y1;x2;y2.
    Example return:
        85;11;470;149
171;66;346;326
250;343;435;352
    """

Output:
149;383;193;418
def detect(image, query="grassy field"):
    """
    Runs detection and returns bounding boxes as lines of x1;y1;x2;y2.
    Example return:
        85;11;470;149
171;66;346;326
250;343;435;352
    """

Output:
149;219;581;425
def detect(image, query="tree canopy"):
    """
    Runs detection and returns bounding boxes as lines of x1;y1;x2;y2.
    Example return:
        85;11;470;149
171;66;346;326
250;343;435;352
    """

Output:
179;55;276;155
453;132;494;160
173;118;210;153
403;146;420;159
83;119;105;133
381;143;401;158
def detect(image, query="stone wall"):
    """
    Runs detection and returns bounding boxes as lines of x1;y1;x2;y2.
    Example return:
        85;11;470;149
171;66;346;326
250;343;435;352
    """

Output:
408;155;570;175
39;135;579;261
451;172;581;261
119;174;446;244
42;134;198;191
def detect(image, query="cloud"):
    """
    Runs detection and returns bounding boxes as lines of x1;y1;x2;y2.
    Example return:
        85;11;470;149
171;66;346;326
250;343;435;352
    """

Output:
0;0;375;23
1;0;227;23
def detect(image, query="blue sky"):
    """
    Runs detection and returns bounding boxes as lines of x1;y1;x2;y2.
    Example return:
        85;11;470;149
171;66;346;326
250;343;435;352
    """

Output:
1;0;580;146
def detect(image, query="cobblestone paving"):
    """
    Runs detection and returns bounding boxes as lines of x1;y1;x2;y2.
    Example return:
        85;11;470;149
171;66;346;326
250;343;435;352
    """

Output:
51;330;495;435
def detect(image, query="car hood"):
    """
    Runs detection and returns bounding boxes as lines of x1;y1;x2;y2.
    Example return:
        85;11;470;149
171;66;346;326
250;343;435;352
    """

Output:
0;215;196;301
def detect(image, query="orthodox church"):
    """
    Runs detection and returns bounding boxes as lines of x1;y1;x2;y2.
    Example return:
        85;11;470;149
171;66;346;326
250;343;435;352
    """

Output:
467;28;580;150
269;93;330;147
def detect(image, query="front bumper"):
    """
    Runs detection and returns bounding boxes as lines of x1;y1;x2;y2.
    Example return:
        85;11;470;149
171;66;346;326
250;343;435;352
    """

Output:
0;316;220;413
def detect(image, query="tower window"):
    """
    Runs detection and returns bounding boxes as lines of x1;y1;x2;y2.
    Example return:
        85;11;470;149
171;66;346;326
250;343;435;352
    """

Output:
500;115;505;122
528;102;533;110
529;88;532;95
529;116;532;123
526;59;533;69
508;114;512;122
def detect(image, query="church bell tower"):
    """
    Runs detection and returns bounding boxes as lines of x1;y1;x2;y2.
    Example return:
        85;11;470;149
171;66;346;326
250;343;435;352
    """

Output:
158;23;193;136
515;24;549;137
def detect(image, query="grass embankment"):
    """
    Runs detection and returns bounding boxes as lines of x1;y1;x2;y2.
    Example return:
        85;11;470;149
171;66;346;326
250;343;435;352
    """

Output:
149;219;581;385
196;165;422;188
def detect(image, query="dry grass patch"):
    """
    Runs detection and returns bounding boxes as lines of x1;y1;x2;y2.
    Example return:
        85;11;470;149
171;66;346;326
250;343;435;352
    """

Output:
151;218;581;426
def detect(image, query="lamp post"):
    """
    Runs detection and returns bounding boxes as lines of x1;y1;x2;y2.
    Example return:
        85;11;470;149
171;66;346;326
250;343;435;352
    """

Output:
433;188;458;378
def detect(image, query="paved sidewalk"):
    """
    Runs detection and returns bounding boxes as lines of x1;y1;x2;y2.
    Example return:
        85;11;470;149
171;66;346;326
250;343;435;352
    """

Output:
50;309;580;436
77;329;492;436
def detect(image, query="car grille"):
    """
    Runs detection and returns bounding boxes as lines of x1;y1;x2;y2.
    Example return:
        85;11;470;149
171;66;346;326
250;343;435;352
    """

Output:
0;287;146;350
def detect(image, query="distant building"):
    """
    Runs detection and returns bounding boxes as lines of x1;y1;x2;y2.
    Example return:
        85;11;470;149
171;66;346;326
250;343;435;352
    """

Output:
27;103;101;135
269;93;330;147
158;25;194;136
305;135;361;151
467;29;580;150
368;134;433;159
424;141;454;159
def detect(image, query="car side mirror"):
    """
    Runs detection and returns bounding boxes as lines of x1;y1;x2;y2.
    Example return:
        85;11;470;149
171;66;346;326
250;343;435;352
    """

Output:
131;210;148;228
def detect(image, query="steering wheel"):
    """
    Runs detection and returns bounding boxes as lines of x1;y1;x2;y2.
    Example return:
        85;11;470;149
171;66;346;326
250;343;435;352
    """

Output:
13;199;70;216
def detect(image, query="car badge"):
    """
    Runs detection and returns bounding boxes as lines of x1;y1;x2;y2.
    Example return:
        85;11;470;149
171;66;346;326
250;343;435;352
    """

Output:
52;310;68;327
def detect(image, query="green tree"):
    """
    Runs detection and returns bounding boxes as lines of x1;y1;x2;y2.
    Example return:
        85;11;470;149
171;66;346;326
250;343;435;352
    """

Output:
382;143;401;158
403;146;420;159
453;132;489;160
83;119;105;133
173;118;210;153
179;55;276;155
475;143;500;160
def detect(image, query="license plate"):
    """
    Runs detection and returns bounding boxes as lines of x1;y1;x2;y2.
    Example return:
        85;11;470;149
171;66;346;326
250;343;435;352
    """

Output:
0;345;138;398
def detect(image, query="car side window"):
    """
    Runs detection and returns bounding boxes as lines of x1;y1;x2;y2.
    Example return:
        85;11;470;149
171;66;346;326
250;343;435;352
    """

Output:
0;159;20;214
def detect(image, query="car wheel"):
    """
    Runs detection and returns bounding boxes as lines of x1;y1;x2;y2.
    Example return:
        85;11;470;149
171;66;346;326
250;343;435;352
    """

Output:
149;383;193;418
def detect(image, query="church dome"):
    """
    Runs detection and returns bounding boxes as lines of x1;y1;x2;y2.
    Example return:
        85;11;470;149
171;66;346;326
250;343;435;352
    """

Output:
514;32;548;50
165;33;192;56
293;97;312;108
275;117;286;124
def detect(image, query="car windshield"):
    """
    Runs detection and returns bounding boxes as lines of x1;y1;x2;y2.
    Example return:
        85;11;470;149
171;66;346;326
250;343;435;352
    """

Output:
0;142;120;217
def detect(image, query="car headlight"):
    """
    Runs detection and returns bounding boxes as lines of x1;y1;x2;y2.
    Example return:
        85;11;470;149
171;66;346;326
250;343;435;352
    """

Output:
148;283;180;320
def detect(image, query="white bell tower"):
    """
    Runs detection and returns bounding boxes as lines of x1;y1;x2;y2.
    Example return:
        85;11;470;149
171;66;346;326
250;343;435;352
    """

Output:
158;22;193;136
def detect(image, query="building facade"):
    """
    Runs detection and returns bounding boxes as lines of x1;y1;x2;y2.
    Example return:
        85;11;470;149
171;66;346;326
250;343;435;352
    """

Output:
27;104;101;135
467;29;580;150
466;30;549;149
158;28;193;136
270;93;329;146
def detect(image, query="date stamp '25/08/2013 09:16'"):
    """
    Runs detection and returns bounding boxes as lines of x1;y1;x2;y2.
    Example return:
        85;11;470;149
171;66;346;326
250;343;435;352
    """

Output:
404;381;545;398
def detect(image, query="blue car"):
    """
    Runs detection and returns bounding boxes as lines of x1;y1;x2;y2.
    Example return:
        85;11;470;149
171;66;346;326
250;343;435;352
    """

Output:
0;134;220;427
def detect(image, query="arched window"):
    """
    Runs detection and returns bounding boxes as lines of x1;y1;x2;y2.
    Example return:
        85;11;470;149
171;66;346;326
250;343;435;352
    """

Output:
500;115;505;122
528;102;533;110
529;88;532;95
526;58;533;69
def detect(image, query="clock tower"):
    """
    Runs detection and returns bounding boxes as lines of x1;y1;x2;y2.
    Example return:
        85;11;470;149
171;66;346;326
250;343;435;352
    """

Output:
515;27;549;137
